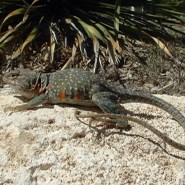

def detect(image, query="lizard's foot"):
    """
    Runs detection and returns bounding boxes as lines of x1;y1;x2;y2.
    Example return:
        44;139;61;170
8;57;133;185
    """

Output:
107;119;132;131
117;122;132;131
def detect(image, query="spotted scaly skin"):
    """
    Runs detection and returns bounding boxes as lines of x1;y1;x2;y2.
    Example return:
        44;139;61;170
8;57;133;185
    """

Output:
3;68;185;130
48;69;108;106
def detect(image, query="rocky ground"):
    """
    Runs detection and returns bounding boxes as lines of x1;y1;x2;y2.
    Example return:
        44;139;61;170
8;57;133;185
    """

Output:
0;85;185;185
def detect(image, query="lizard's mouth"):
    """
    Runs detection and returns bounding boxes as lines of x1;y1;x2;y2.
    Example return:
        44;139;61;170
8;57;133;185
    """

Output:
3;76;16;87
3;69;20;85
3;75;22;88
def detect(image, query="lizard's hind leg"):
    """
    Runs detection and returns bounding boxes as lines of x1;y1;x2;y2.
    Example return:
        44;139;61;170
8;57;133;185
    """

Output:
92;92;131;130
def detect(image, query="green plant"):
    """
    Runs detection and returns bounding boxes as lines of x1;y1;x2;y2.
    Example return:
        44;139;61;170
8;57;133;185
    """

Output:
0;0;185;68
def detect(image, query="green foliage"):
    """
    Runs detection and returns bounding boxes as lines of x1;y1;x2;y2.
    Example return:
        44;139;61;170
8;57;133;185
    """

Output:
155;0;185;12
0;0;184;64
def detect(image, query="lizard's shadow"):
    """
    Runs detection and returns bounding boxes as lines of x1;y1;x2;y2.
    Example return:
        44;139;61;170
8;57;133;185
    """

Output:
77;118;185;160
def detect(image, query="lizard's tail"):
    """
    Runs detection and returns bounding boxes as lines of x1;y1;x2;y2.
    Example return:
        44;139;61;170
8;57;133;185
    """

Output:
118;89;185;130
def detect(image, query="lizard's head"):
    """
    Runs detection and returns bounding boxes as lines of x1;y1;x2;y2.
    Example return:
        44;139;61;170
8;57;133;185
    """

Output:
3;68;38;99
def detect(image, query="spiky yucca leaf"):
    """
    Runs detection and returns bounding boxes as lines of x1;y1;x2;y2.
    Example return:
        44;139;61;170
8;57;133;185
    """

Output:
0;0;184;66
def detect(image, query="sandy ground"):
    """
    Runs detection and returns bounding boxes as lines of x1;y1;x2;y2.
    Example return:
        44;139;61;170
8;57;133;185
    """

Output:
0;85;185;185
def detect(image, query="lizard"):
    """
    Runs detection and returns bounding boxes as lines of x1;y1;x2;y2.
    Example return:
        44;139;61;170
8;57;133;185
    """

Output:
3;68;185;131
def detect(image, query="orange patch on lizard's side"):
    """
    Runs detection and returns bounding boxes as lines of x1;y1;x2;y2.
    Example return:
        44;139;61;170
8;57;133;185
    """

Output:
31;87;39;94
38;86;44;95
32;83;39;93
76;95;81;100
31;89;36;94
59;92;65;100
46;85;50;91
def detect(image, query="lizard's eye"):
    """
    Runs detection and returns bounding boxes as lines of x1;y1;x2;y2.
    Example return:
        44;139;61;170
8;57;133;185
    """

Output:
11;73;19;78
11;73;18;78
11;70;20;78
11;74;17;77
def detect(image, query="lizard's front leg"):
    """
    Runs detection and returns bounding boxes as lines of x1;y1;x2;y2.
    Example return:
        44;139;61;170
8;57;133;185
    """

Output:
4;94;48;112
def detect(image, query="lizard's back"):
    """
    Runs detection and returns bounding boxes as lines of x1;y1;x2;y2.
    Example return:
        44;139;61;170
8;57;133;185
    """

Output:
47;69;108;106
